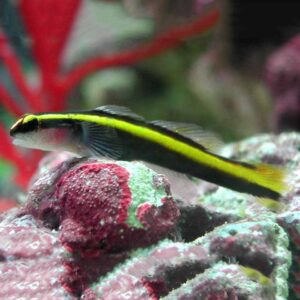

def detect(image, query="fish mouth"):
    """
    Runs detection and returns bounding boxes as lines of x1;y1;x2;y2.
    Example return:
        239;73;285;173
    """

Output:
12;137;25;146
12;138;23;146
11;136;33;149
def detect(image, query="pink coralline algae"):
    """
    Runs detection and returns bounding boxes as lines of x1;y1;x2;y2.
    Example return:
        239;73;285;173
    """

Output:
84;220;288;300
15;156;179;295
265;34;300;131
2;132;300;298
82;242;214;300
0;212;72;300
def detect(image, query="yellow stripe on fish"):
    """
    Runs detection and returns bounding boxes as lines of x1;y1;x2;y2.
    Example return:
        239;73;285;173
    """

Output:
11;105;286;203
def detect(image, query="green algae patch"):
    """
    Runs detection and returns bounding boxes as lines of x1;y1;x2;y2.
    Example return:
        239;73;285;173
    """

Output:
116;161;168;228
199;188;249;218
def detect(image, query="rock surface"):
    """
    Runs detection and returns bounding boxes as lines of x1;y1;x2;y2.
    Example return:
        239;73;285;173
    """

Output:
1;132;300;299
1;156;179;297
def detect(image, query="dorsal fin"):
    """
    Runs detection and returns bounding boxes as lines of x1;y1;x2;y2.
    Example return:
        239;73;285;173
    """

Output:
94;105;144;121
150;120;223;151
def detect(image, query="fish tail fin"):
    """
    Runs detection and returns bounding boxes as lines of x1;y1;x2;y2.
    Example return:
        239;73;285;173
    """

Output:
249;163;287;210
254;164;287;195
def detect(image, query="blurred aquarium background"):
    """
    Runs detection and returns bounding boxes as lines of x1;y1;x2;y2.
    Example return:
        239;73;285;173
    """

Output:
0;0;300;208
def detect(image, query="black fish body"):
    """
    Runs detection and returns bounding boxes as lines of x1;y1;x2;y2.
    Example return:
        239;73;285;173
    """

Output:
10;105;286;202
109;129;280;200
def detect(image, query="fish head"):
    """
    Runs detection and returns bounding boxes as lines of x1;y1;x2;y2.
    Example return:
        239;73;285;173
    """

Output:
10;114;40;148
10;114;81;154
